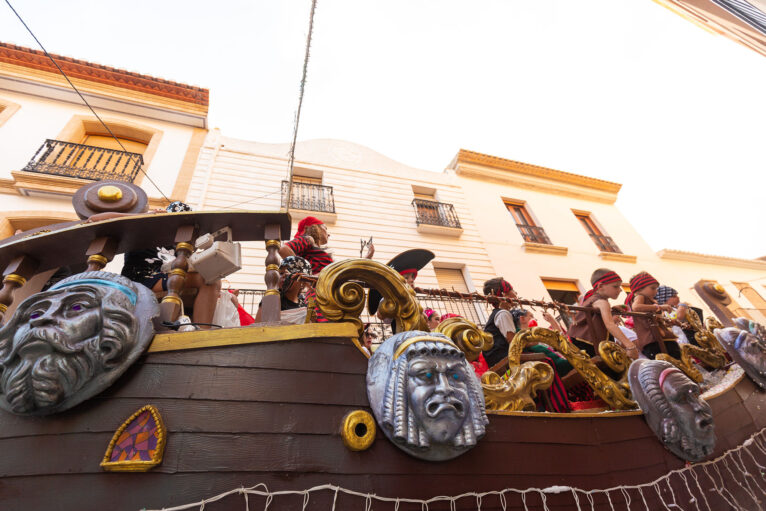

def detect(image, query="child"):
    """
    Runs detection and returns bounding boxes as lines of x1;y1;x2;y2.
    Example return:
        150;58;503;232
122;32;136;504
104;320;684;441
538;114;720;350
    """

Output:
626;272;680;359
482;277;518;367
568;268;639;359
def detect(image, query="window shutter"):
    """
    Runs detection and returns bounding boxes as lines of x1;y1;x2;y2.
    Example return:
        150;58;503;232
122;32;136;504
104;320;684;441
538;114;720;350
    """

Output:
434;268;469;293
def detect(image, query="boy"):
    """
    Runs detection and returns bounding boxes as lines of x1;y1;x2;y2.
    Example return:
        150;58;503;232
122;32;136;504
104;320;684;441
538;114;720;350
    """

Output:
626;272;680;359
568;268;639;359
482;277;518;367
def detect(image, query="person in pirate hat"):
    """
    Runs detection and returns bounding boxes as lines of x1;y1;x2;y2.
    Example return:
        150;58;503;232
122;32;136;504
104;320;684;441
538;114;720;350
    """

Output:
368;249;435;333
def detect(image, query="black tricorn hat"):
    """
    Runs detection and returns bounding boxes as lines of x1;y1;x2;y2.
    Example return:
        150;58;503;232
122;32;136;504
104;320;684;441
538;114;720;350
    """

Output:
367;249;435;315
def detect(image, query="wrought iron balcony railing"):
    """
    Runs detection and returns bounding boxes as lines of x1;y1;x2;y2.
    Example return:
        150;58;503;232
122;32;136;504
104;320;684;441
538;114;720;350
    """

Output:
590;234;622;254
516;224;552;245
412;199;462;229
281;181;336;213
23;139;143;182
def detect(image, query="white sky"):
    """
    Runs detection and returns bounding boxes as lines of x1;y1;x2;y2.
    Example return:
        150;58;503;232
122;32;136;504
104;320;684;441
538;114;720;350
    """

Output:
2;1;765;259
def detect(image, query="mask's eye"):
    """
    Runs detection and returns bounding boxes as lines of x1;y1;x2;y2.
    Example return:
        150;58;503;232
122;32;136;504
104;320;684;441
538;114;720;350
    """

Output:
71;304;83;312
29;310;45;320
425;372;433;379
452;373;460;380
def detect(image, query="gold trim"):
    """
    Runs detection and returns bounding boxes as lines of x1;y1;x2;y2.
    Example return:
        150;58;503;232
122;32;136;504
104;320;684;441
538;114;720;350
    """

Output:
87;254;108;267
161;295;183;306
169;268;187;278
97;185;123;202
265;240;281;249
3;274;26;286
340;410;376;451
0;303;7;313
264;289;279;296
148;321;359;352
175;242;194;253
393;335;460;360
265;264;280;272
100;405;167;472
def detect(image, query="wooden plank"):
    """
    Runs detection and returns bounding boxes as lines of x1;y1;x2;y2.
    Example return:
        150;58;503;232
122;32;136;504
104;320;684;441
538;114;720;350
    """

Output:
101;364;369;406
147;337;366;375
0;398;364;439
148;322;360;353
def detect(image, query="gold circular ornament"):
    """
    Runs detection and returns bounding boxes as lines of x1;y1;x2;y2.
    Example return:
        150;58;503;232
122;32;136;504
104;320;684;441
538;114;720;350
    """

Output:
87;254;109;267
713;283;725;294
97;185;123;202
340;410;376;451
3;274;27;286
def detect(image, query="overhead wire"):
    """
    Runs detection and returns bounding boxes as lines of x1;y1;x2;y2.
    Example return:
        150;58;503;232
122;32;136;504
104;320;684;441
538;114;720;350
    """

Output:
284;0;318;214
4;0;172;202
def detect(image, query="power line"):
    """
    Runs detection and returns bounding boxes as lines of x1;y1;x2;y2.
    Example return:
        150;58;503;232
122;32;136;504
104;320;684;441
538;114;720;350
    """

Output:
4;0;171;202
284;0;318;213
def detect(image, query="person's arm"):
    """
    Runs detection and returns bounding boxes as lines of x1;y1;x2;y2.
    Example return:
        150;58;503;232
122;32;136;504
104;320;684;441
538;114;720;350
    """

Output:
364;243;375;259
279;245;296;258
542;311;565;333
631;295;671;313
594;299;639;358
495;309;516;343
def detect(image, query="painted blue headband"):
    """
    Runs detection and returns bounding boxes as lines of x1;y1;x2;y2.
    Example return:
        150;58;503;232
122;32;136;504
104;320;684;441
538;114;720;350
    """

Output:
49;279;137;305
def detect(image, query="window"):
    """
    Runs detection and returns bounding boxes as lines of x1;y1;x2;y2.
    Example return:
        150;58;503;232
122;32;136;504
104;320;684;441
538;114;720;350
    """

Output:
541;278;581;305
732;282;766;323
434;267;469;293
504;200;551;245
281;171;335;213
411;186;461;229
573;211;622;253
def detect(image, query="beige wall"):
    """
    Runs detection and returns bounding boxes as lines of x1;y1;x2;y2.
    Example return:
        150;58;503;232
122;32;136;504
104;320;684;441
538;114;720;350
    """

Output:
187;134;498;292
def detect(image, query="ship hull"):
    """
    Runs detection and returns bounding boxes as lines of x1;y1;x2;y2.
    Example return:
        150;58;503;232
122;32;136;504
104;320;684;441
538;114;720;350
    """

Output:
1;328;765;510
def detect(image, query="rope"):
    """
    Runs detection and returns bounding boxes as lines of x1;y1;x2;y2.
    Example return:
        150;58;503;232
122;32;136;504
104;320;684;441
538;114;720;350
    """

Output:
144;427;766;511
284;0;318;214
4;0;172;202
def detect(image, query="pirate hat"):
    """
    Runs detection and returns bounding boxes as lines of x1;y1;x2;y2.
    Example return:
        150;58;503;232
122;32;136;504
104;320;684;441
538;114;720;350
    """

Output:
368;249;435;315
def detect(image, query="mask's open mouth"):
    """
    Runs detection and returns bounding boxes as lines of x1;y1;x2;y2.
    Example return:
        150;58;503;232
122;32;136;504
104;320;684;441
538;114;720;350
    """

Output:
426;400;464;418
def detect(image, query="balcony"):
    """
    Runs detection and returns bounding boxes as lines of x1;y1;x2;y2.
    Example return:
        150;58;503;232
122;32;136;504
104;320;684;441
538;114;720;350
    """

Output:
412;199;461;228
23;139;143;182
281;181;336;219
590;234;622;254
516;224;551;245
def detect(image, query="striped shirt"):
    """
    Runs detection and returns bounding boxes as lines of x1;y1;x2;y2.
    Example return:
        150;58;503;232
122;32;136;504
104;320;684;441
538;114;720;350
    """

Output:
285;236;333;275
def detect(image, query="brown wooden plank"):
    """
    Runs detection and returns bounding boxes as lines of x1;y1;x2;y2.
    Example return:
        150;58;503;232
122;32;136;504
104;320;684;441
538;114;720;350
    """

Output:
146;338;368;375
100;363;369;406
0;398;365;439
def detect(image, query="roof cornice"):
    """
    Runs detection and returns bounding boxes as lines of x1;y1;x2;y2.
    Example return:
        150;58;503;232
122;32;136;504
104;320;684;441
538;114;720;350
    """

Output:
0;42;208;110
449;149;622;204
657;249;766;270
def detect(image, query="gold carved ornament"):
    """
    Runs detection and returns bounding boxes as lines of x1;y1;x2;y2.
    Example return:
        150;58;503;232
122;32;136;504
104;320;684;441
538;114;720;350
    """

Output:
481;362;554;412
509;328;638;410
433;316;493;362
314;259;426;349
340;410;376;451
654;310;728;383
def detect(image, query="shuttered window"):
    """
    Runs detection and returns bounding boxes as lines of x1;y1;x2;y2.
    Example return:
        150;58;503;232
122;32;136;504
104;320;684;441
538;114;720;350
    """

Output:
541;279;579;292
434;267;469;293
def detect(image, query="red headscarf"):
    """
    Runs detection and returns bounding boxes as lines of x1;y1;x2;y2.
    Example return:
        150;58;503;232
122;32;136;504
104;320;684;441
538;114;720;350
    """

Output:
400;268;418;279
582;271;622;304
295;216;323;238
625;272;659;307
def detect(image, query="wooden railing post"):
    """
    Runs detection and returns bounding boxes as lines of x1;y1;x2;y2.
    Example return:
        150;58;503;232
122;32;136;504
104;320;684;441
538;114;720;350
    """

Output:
261;224;282;323
0;255;39;324
85;236;118;271
159;224;198;326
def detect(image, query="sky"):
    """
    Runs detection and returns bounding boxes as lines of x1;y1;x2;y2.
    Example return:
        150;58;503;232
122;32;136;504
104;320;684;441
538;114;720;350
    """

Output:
2;1;765;259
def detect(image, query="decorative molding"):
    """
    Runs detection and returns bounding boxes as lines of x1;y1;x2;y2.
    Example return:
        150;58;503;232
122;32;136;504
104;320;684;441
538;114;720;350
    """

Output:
0;42;208;107
289;209;337;225
599;251;637;263
148;321;359;352
658;249;766;270
416;223;463;237
171;128;209;201
450;149;622;202
0;97;20;127
522;242;568;256
100;405;167;472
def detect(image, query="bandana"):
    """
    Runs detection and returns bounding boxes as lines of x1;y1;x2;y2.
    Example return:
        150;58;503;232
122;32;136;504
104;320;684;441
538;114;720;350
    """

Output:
279;256;312;275
166;201;192;212
294;216;323;238
582;271;622;304
625;272;659;307
423;308;438;321
500;280;513;295
399;268;418;279
658;367;679;389
655;285;678;305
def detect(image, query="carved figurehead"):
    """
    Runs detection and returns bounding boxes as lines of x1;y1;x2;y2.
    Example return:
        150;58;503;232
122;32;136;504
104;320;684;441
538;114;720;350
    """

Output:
366;330;488;461
716;319;766;390
628;359;715;462
0;271;158;415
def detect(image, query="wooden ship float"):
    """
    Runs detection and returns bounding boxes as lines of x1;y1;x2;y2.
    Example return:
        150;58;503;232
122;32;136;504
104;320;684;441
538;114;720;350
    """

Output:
1;181;766;511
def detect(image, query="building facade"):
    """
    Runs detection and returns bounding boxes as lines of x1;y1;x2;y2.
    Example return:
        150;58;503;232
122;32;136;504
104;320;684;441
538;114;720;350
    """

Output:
185;133;766;324
0;42;208;238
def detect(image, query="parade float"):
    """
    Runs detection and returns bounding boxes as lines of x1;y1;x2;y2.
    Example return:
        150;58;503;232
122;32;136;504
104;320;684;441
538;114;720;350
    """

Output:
1;181;765;511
